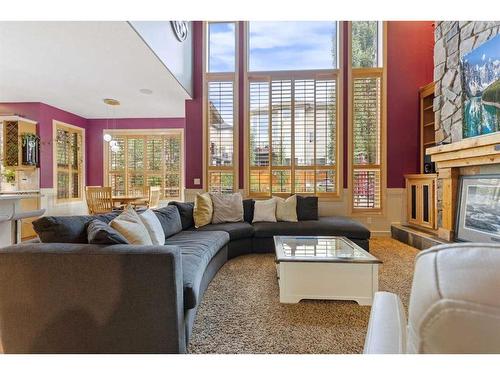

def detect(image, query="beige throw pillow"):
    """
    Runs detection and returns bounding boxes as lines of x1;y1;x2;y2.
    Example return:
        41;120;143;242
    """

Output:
210;193;244;224
139;209;165;245
110;207;153;245
274;195;298;222
193;192;213;228
252;198;277;223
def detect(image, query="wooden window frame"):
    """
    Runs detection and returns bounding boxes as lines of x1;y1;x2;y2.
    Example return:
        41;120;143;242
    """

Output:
203;21;239;193
347;21;387;215
243;21;343;200
53;120;85;203
102;128;185;201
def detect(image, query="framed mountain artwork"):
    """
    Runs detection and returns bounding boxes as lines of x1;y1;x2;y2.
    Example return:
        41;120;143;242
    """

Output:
461;34;500;138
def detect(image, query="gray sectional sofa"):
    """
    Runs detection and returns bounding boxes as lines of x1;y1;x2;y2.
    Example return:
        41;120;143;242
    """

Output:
0;198;370;353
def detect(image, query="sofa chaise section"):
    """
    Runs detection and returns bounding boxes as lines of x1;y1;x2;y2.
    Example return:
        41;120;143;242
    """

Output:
0;243;186;353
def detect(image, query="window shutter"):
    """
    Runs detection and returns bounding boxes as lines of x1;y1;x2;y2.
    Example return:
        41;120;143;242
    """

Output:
207;80;236;193
106;133;183;200
352;74;382;209
208;81;234;167
248;75;338;197
249;81;270;195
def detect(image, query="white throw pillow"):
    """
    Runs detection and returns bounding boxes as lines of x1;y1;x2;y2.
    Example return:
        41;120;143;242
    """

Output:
275;195;298;222
140;209;165;245
252;198;277;223
110;207;153;245
210;192;244;224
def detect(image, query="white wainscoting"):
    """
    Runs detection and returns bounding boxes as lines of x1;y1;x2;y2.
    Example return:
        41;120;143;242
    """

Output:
184;188;406;236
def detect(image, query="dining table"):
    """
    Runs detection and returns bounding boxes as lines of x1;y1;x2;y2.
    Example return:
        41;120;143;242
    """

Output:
111;195;147;206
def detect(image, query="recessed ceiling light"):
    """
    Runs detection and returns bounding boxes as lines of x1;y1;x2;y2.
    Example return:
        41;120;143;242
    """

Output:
103;98;120;106
139;88;153;95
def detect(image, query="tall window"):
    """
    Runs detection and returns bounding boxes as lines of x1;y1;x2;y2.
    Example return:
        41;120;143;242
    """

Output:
55;123;83;201
205;22;238;193
350;21;384;211
247;21;340;198
104;131;183;200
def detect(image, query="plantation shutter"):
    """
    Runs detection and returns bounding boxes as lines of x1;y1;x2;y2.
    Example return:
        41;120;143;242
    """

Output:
106;133;183;200
207;80;236;193
248;75;338;197
249;80;270;195
56;126;83;201
352;74;382;209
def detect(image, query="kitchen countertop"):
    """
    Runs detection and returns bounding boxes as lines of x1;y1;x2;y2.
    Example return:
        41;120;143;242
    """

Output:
0;194;41;200
0;190;41;195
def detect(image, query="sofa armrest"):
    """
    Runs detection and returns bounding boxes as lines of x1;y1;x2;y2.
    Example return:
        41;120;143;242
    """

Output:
0;243;186;353
364;292;407;354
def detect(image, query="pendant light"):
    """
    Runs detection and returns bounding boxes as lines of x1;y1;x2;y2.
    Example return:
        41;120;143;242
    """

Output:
103;98;120;143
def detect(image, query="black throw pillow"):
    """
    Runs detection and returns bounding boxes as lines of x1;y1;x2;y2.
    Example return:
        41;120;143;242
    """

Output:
296;196;319;221
168;201;195;230
87;219;128;245
243;199;255;223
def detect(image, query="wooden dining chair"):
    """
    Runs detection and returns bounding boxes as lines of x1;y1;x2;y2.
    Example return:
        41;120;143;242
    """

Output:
132;185;162;209
85;186;114;214
148;186;162;209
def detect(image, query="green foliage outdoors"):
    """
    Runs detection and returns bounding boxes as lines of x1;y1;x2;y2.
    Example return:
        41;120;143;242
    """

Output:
351;21;378;68
482;79;500;105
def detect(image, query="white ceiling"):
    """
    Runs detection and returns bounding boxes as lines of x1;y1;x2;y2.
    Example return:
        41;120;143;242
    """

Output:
0;21;190;118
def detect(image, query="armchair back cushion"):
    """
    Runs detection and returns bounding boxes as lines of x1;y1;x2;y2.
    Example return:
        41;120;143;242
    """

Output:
407;243;500;354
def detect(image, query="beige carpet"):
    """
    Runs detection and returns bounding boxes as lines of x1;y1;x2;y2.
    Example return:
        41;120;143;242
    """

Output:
188;238;419;354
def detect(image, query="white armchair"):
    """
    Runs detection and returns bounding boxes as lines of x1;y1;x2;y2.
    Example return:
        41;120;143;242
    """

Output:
364;243;500;354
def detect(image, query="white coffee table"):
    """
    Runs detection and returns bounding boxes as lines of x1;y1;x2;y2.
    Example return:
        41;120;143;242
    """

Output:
274;236;381;306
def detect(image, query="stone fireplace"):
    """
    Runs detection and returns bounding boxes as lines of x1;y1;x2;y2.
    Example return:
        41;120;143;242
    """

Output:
427;133;500;240
431;21;500;241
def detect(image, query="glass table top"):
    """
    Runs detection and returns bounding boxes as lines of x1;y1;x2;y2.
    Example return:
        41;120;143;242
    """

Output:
274;236;381;263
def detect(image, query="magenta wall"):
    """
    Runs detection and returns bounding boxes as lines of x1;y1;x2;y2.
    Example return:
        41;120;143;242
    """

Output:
0;102;87;188
184;21;204;189
386;21;434;187
85;118;185;186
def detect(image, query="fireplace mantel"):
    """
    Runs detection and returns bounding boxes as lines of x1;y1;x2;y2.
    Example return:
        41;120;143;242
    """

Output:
426;132;500;240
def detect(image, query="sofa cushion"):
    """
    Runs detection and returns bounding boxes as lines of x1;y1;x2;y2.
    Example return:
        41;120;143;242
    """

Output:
243;199;255;223
168;201;194;230
86;219;129;245
33;212;121;243
296;196;319;220
252;216;370;240
153;205;182;239
165;231;229;310
195;222;254;241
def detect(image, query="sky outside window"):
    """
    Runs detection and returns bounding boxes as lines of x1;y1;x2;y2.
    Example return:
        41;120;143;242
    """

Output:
208;22;236;72
249;21;338;71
